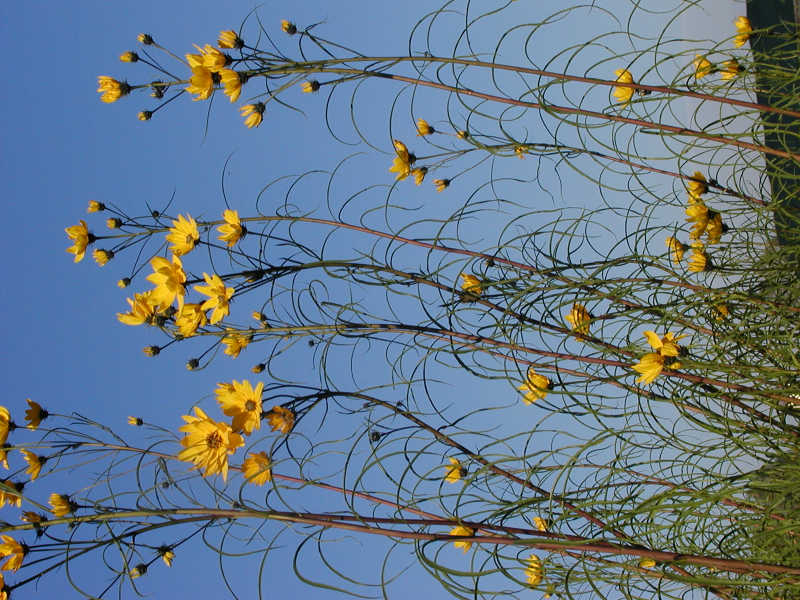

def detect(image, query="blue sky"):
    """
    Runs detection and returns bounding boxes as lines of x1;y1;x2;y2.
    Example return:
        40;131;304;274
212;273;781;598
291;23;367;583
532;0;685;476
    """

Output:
0;1;746;598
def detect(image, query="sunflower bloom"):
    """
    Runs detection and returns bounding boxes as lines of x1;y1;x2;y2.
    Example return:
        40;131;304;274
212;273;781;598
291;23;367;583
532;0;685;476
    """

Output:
216;380;263;434
460;273;483;296
25;399;47;429
434;178;450;192
687;171;708;201
186;65;215;100
450;526;474;553
693;55;713;79
49;493;75;517
175;303;208;337
21;450;43;480
266;406;295;435
416;118;435;136
613;69;635;104
0;536;25;572
720;59;743;80
242;452;272;485
194;272;235;324
178;407;244;480
643;331;686;357
526;554;544;586
65;220;92;263
444;457;463;484
734;16;752;48
218;30;244;49
519;367;552;404
222;331;251;358
389;140;415;181
97;76;130;103
533;517;547;532
632;352;665;385
0;482;21;509
565;303;591;334
146;255;186;310
688;241;709;272
220;69;243;102
240;103;265;128
166;214;200;256
665;236;688;263
218;209;244;246
117;290;162;326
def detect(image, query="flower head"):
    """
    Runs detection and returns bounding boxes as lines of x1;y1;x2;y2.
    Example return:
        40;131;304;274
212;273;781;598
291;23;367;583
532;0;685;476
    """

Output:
146;255;186;310
21;512;44;524
688;241;709;272
705;212;725;245
514;145;526;159
97;76;130;103
178;407;244;480
613;69;635;104
128;416;143;426
565;303;591;335
434;178;450;192
222;331;252;358
107;217;122;229
643;331;686;357
166;214;200;256
525;554;544;586
632;352;665;385
219;68;244;103
21;450;43;480
416;118;435;136
0;481;21;509
533;517;547;532
519;367;552;404
65;220;93;263
189;44;231;72
450;526;474;552
24;399;47;430
0;536;25;572
460;273;483;296
242;452;272;485
713;303;730;321
693;55;713;79
218;209;244;246
412;167;428;186
444;457;464;484
160;547;175;567
720;59;743;80
87;200;105;213
175;303;207;338
665;236;688;263
216;380;263;434
240;103;265;128
120;51;139;63
218;30;244;49
686;201;710;240
687;171;708;202
185;65;215;100
49;493;75;517
266;406;295;435
301;80;320;93
389;140;415;181
117;290;162;326
194;272;235;324
281;20;297;35
137;33;154;45
639;558;656;569
92;249;114;266
734;16;752;48
0;408;11;447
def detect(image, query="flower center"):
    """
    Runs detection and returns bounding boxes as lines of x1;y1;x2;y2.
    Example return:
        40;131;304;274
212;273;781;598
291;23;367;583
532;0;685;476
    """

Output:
245;400;257;412
205;431;223;450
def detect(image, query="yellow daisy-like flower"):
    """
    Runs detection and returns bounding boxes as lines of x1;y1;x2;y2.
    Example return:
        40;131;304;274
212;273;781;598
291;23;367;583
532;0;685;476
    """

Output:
146;255;186;310
450;526;474;552
92;249;114;266
240;103;265;128
639;558;656;569
0;536;25;572
25;399;47;429
665;236;688;264
0;408;11;447
87;200;105;213
444;457;463;484
117;290;162;326
218;30;244;49
190;44;231;72
128;416;143;426
130;564;146;578
720;59;743;80
613;69;635;104
734;16;752;48
175;303;208;338
242;452;272;485
693;54;713;79
632;352;665;385
138;110;152;121
222;331;251;358
49;493;75;517
65;220;92;263
533;517;547;532
713;303;730;321
119;51;138;63
518;366;552;404
137;33;154;45
0;481;21;509
460;273;483;296
266;406;295;435
525;554;544;586
705;212;725;245
643;331;686;357
220;69;243;103
216;380;263;435
687;171;708;202
21;511;44;524
412;167;428;186
21;450;43;480
194;272;235;324
166;214;200;256
281;20;297;35
688;241;709;273
301;80;320;93
564;303;591;335
160;547;175;567
177;407;245;481
107;217;122;229
218;209;244;246
389;140;415;181
686;201;710;240
97;76;130;103
186;64;215;100
416;118;435;136
434;178;450;192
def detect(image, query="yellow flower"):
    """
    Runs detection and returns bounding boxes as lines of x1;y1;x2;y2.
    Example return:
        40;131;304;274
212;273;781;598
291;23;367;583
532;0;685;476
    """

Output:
734;16;752;48
713;303;730;320
117;290;162;326
160;547;175;567
97;76;130;103
434;178;450;192
688;241;709;272
613;69;635;104
533;517;547;532
220;69;243;102
138;110;152;121
456;130;468;140
130;564;147;578
720;59;743;80
107;217;122;229
65;220;92;263
87;200;105;213
119;51;139;63
450;526;474;552
0;448;6;470
21;450;43;480
301;80;320;93
632;353;665;385
0;481;21;509
21;512;44;524
665;236;688;263
137;33;154;45
0;536;25;572
706;212;725;244
444;457;463;484
638;558;656;569
412;167;428;186
518;367;551;404
389;140;415;181
564;303;591;335
146;255;186;310
218;209;244;246
178;407;244;481
143;345;160;357
194;272;235;324
693;55;713;79
686;201;710;240
185;65;215;100
416;118;435;136
49;493;75;517
281;20;297;35
25;399;46;429
175;303;208;338
117;277;130;288
222;331;252;358
525;554;544;586
166;214;200;256
643;331;686;357
92;249;114;266
251;363;266;374
242;452;272;485
240;103;265;128
266;406;295;435
514;145;525;159
0;408;11;447
191;44;231;72
687;171;708;201
128;416;143;426
460;273;483;296
218;30;244;49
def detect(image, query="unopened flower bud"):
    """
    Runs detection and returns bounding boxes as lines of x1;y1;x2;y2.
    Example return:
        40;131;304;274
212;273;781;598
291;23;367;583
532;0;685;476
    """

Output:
120;51;139;63
281;20;297;35
137;33;154;45
143;345;160;357
107;217;122;229
117;277;131;289
186;358;200;370
251;363;265;374
138;111;152;121
87;200;105;213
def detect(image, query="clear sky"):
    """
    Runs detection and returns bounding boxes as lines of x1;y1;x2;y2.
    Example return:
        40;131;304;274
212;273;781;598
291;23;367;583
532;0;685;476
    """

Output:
0;1;747;599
